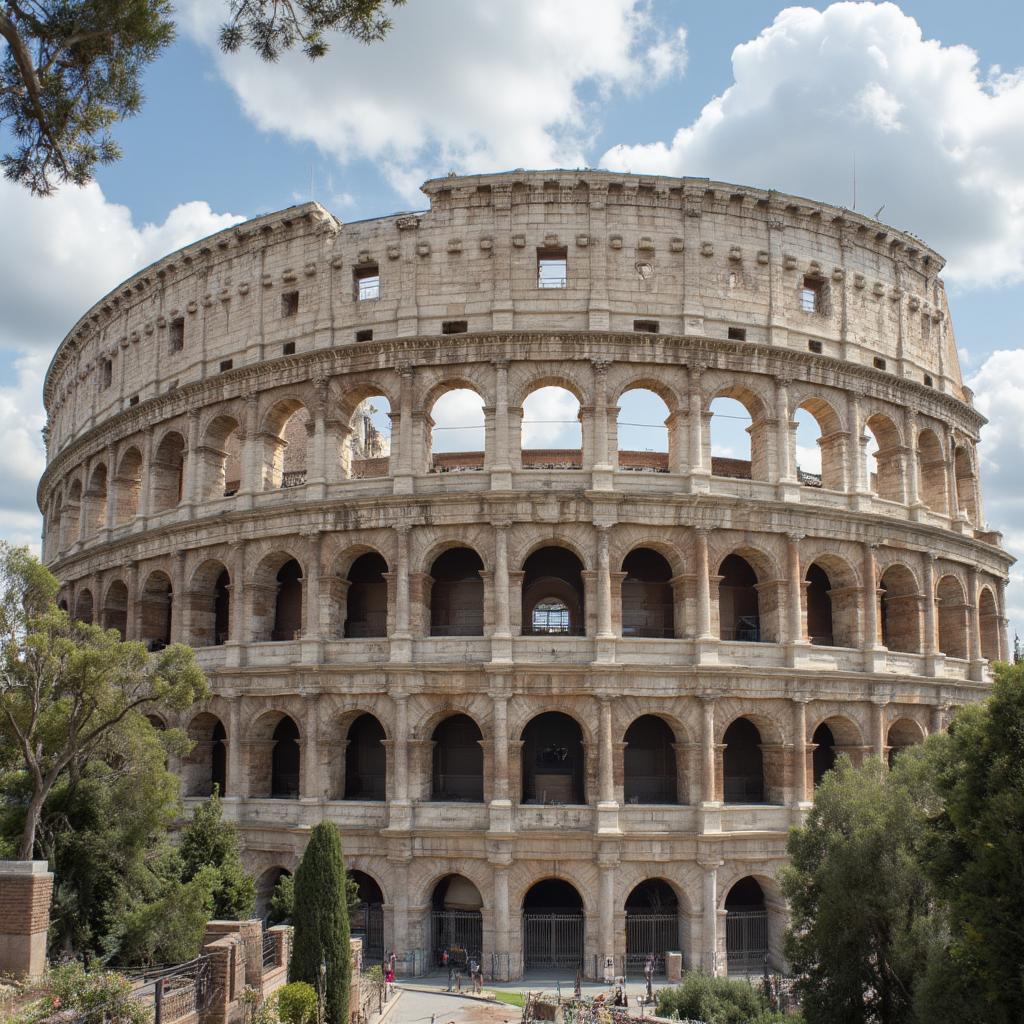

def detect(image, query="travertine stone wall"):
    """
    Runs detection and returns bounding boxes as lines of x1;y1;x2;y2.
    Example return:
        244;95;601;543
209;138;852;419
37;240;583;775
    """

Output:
38;171;1012;979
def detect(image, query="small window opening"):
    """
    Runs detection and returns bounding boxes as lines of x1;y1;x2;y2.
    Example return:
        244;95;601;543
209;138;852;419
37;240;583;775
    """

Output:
101;359;112;390
537;247;567;289
169;317;185;352
801;277;822;313
633;320;659;334
808;339;823;354
219;359;233;373
442;320;468;335
355;329;373;343
727;326;747;341
129;395;139;407
281;291;299;317
923;374;934;388
873;356;887;371
354;263;380;301
282;341;296;356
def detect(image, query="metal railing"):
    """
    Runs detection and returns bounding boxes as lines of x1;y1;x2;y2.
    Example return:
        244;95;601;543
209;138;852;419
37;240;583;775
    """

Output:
281;469;307;488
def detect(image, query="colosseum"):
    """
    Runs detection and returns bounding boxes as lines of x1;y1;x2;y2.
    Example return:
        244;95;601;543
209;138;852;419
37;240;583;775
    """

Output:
37;169;1011;980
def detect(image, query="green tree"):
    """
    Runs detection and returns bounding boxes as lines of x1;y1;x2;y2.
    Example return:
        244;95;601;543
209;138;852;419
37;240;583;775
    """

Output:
0;543;208;859
781;752;944;1024
178;789;256;919
269;871;294;924
290;822;351;1024
917;661;1024;1024
0;0;405;195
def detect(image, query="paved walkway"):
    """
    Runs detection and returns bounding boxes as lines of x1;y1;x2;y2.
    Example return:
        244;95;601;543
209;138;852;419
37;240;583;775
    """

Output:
390;987;521;1024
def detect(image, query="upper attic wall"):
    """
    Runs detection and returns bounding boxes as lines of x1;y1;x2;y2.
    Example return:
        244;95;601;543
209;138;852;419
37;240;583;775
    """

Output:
43;171;965;451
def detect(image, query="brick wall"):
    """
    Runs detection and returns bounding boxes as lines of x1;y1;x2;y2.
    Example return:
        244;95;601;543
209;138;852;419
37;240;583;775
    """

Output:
0;861;54;979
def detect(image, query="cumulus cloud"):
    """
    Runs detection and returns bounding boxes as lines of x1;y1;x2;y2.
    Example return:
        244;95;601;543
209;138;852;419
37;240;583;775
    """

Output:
522;387;582;449
430;389;486;455
180;0;687;204
0;180;242;549
601;2;1024;286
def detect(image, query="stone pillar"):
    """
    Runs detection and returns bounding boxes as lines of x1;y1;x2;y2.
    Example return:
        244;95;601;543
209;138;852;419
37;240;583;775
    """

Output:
226;695;243;799
392;525;411;641
922;553;939;674
182;410;200;508
394;365;415;494
688;365;709;483
597;697;619;834
945;426;961;522
871;701;887;763
492;523;512;663
861;543;884;671
171;549;186;643
238;393;261;499
307;377;329;490
125;560;139;641
301;693;320;802
792;698;809;807
389;692;411;830
787;533;805;645
303;531;322;642
903;407;922;512
966;566;984;679
591;360;613;488
775;378;796;484
491;360;512;489
700;695;717;804
104;443;117;533
0;861;54;979
492;694;510;802
700;860;723;975
596;526;614;639
846;392;866;495
930;704;947;735
695;528;713;638
599;861;616;973
492;861;512;979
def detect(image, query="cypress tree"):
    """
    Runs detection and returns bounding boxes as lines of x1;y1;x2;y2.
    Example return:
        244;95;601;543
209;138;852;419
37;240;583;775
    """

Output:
290;822;351;1024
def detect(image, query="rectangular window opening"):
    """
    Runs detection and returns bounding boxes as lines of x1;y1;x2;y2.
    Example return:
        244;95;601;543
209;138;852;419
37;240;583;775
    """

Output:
633;319;659;334
873;356;887;371
129;395;139;407
355;328;373;343
169;317;185;352
282;341;296;355
801;276;822;313
923;373;934;387
281;291;299;317
219;359;233;373
442;320;468;335
101;359;112;390
727;326;747;341
808;339;823;354
354;263;380;301
537;246;568;289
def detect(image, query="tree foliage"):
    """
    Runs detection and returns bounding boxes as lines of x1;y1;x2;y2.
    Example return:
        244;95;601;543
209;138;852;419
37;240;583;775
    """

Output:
0;542;208;859
655;973;792;1024
290;822;351;1024
178;788;256;920
11;961;150;1024
1;0;405;195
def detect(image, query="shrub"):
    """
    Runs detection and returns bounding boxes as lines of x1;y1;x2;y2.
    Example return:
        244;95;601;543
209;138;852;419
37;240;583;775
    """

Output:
12;963;149;1024
277;982;318;1024
654;973;791;1024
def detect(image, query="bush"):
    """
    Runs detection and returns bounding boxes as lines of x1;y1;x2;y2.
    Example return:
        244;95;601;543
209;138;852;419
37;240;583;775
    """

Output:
654;973;792;1024
12;962;149;1024
277;982;318;1024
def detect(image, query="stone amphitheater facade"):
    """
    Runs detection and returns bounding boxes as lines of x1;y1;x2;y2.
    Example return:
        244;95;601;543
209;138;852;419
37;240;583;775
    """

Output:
38;170;1012;979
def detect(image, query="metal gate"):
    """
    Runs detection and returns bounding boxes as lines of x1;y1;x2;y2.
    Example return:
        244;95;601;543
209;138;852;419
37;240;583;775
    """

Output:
430;910;483;961
726;910;767;969
522;912;584;968
351;902;384;963
625;912;679;970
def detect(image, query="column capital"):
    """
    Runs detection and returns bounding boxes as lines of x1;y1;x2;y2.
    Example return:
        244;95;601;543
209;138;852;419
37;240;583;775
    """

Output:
697;857;724;872
787;531;805;544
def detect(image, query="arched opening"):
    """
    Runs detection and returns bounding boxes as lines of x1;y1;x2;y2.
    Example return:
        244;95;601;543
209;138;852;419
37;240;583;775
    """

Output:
879;565;921;653
112;447;142;524
344;714;386;800
344;552;389;638
256;867;291;924
979;587;1000;661
101;581;128;640
522;879;584;969
623;716;678;804
262;403;309;489
349;872;385;963
345;395;391;479
83;464;107;538
431;875;483;966
805;564;833;646
887;718;924;767
150;432;185;512
270;716;300;798
64;480;82;547
954;445;978;523
189;562;231;647
718;554;760;642
864;415;902;503
74;587;94;625
140;571;172;650
725;877;767;971
521;385;582;469
272;559;303;641
617;388;670;473
811;723;836;786
521;712;585;804
794;407;822;488
199;415;242;499
429;388;485;473
625;880;680;972
936;574;968;660
431;714;484;802
723;718;765;804
429;548;484;637
709;395;753;479
917;429;948;514
522;546;585;636
621;548;674;638
185;713;227;797
214;570;230;644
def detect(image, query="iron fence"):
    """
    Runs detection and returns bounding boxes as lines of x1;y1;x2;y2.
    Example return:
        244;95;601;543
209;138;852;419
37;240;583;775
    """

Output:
522;911;584;969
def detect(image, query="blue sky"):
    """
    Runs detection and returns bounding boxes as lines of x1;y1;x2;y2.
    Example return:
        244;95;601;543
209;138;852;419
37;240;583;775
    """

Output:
2;0;1023;627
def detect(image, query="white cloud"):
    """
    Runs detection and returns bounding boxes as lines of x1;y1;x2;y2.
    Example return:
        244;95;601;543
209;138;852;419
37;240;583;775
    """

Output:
601;2;1024;286
430;388;485;454
180;0;686;205
522;387;582;449
0;180;242;550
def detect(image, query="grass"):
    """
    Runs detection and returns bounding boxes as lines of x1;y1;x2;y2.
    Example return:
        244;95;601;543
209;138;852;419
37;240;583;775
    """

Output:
492;991;526;1008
